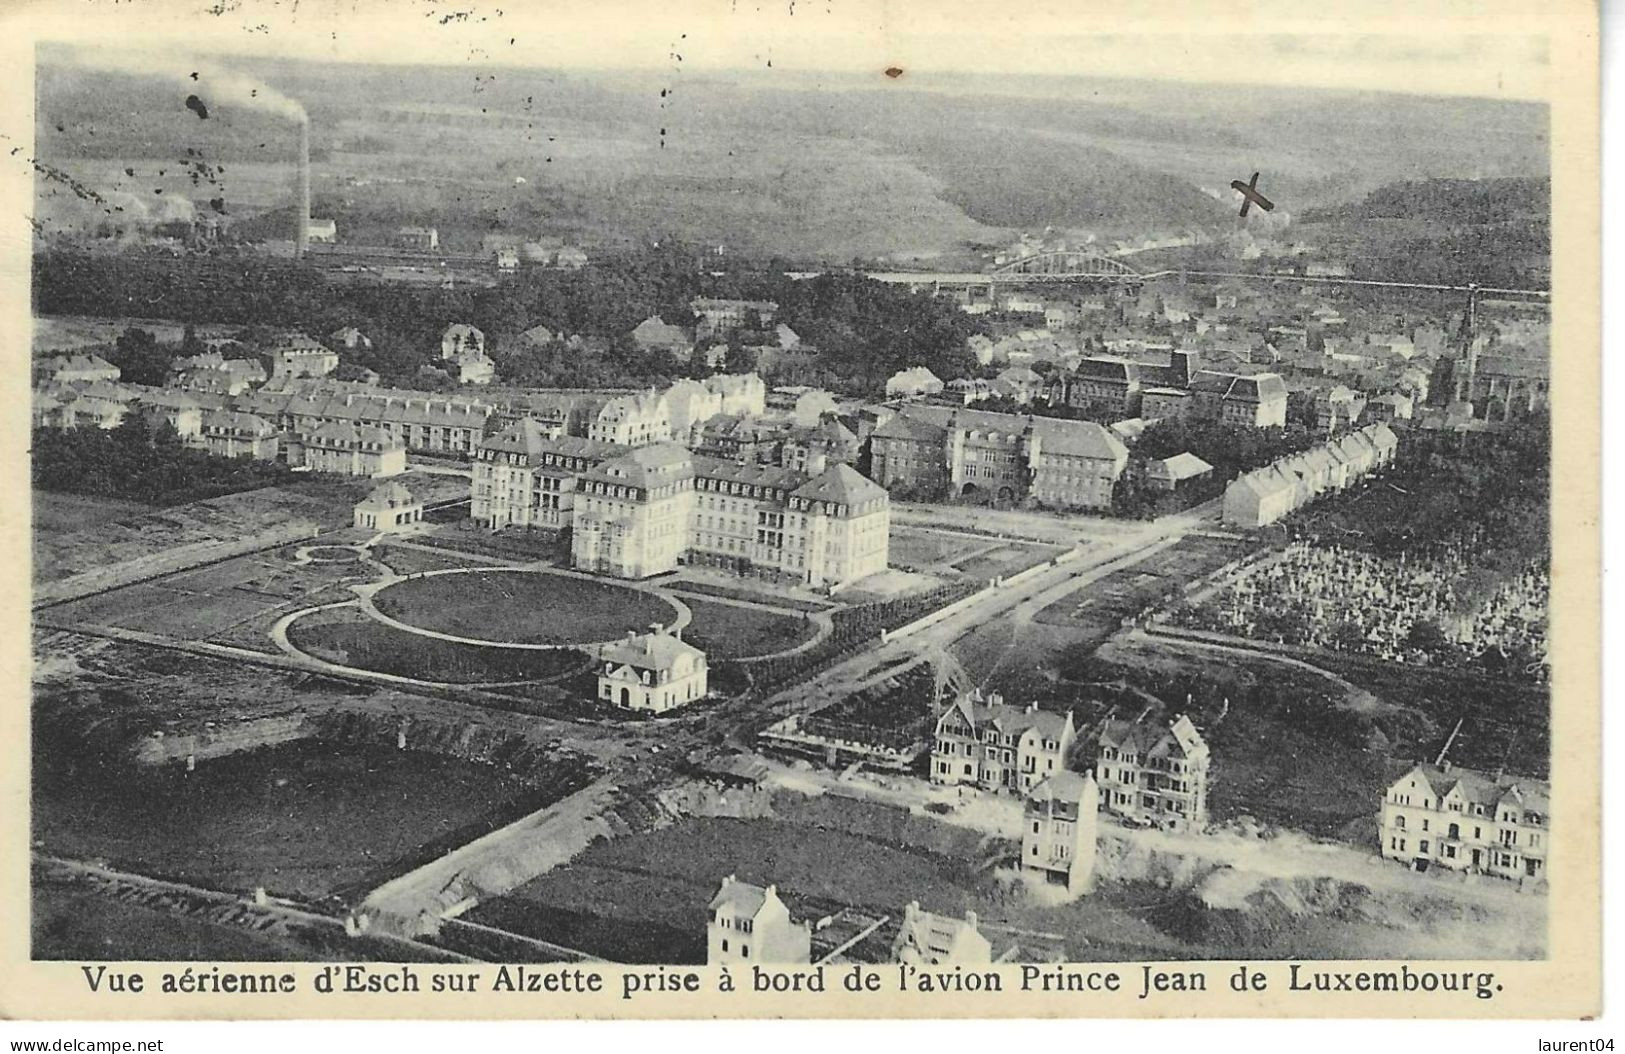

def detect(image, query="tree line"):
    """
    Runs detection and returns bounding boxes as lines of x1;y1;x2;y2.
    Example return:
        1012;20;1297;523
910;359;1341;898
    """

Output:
32;410;302;506
35;245;984;396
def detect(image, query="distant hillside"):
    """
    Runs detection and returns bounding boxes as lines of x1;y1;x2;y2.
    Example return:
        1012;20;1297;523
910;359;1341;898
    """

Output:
34;55;1550;264
882;122;1228;231
1297;177;1550;288
1300;177;1550;227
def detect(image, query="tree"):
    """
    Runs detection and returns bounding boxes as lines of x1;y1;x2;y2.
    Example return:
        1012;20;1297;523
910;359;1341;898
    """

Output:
725;343;758;374
179;324;206;360
685;343;716;378
105;327;169;386
1405;621;1450;654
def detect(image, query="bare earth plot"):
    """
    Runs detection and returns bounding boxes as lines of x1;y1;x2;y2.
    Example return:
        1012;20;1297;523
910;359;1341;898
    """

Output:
886;527;993;571
41;546;370;649
1034;534;1253;637
951;542;1067;583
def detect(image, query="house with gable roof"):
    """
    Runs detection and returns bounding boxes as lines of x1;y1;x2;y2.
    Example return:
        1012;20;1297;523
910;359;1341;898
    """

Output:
930;689;1077;795
1142;452;1214;493
265;332;339;381
891;902;993;964
1381;762;1548;882
1096;714;1211;832
1223;465;1301;528
589;391;672;447
630;316;694;361
707;876;811;965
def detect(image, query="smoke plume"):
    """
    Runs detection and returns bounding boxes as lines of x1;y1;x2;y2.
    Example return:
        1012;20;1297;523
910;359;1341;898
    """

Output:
57;45;307;125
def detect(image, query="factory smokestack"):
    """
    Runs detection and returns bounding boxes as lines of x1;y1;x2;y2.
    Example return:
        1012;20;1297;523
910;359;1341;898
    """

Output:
295;118;310;257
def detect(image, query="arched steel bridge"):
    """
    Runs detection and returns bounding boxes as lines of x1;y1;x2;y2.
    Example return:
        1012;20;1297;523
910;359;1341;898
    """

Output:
989;249;1144;280
857;250;1156;290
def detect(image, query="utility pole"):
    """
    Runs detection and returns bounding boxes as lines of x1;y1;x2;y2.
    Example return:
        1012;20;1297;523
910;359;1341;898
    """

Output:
1435;717;1465;768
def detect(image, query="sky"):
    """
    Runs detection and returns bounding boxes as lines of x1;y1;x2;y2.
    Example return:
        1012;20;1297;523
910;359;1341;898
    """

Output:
20;0;1554;102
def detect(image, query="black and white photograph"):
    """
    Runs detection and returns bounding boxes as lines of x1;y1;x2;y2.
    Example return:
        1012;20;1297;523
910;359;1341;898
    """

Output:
3;0;1601;1025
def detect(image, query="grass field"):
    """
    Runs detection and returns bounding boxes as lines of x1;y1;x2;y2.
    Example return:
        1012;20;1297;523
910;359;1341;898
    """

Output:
31;740;532;902
372;570;678;646
667;579;833;612
473;809;989;963
33;491;152;532
33;486;329;584
470;792;1465;964
286;607;588;684
372;544;483;576
31;886;372;962
675;597;818;660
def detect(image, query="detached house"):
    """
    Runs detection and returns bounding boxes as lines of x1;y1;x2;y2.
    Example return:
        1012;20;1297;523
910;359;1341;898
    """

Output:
1380;763;1549;883
630;316;693;361
353;481;424;533
1096;715;1211;832
597;629;708;713
930;690;1077;795
891;903;992;964
266;333;339;380
440;324;495;385
1023;770;1101;896
707;876;811;965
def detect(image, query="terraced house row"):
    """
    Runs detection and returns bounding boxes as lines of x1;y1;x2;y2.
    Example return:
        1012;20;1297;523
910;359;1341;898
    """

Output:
473;419;890;590
1222;420;1399;528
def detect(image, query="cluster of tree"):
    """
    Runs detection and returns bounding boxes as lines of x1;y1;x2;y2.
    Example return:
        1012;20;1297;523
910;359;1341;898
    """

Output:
1300;177;1550;230
1296;178;1550;289
32;411;301;506
100;327;171;386
35;244;984;395
1292;414;1550;569
1110;474;1213;521
1135;417;1321;482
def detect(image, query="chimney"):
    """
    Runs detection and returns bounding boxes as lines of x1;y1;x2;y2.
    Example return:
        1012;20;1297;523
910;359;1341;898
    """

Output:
295;118;311;257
